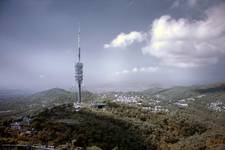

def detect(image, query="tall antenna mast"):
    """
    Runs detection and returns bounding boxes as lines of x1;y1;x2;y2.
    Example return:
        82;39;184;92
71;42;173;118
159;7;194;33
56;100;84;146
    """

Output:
74;23;83;110
78;24;81;62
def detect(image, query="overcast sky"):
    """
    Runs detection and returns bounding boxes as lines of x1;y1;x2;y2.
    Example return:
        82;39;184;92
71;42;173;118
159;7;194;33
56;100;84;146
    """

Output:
1;0;225;91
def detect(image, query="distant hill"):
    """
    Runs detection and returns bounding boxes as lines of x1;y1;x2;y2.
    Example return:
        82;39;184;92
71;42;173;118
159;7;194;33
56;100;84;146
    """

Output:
0;89;31;101
28;88;96;107
31;88;70;97
28;88;73;104
196;83;225;93
142;83;225;101
1;83;225;117
0;88;96;116
142;87;164;95
91;82;163;92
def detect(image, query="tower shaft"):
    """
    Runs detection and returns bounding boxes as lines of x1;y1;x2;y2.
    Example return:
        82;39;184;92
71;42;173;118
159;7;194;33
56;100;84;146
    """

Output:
78;83;81;103
75;25;83;105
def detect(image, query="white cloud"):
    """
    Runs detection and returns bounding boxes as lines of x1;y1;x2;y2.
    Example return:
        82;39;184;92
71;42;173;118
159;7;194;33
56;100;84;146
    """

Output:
122;69;129;74
145;67;159;72
104;31;146;48
132;67;138;72
170;0;201;8
142;4;225;68
139;67;159;72
115;66;159;75
115;69;130;75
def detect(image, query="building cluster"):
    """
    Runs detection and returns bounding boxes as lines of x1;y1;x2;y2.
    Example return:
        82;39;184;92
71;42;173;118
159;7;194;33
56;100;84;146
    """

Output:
208;101;225;112
113;95;142;104
10;116;31;130
6;116;55;149
173;95;206;108
142;105;169;113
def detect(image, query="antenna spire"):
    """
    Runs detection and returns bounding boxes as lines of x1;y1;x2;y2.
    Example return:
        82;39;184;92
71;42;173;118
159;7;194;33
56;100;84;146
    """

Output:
78;24;81;62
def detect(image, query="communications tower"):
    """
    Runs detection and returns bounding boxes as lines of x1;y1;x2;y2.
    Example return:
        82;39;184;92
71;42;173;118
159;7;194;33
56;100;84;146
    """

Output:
74;26;83;110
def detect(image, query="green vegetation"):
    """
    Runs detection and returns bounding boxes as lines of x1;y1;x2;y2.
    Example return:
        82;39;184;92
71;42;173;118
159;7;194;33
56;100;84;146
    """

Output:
0;84;225;149
1;102;224;149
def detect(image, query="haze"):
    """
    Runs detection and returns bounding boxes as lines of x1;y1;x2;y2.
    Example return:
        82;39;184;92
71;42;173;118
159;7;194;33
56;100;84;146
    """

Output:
1;0;225;91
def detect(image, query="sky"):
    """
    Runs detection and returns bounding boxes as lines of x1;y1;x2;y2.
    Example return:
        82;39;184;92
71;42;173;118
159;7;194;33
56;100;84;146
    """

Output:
0;0;225;91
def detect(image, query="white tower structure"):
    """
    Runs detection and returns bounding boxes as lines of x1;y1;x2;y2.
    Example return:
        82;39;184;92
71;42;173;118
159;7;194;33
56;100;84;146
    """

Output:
74;26;83;110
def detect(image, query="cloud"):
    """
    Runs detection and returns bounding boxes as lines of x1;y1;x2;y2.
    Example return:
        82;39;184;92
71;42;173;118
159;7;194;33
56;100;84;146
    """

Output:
170;0;200;9
187;0;199;7
104;31;146;48
170;0;180;9
132;67;138;72
142;67;159;72
142;4;225;68
115;66;159;75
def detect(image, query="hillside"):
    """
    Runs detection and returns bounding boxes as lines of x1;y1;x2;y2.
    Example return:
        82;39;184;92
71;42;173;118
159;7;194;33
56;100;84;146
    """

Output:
0;88;96;118
28;88;73;106
0;84;225;149
1;102;225;150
